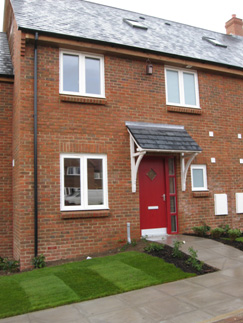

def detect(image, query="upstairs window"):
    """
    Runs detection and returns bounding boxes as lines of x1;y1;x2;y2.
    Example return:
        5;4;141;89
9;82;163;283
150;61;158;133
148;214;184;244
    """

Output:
60;51;105;97
191;165;208;191
165;67;200;108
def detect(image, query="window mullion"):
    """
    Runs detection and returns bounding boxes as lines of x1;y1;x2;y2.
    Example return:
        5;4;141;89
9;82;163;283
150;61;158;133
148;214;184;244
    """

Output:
179;71;185;105
194;72;200;107
83;156;88;209
60;156;64;209
80;54;84;95
100;57;104;97
102;156;107;208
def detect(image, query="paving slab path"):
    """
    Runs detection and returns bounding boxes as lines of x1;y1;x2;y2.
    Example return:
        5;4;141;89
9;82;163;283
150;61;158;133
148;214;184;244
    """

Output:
1;235;243;323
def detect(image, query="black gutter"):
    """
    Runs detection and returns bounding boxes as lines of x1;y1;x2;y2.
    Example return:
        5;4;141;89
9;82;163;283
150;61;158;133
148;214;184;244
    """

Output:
34;32;38;258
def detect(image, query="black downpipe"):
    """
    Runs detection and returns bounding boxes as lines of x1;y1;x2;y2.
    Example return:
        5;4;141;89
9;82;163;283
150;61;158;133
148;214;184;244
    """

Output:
34;32;38;257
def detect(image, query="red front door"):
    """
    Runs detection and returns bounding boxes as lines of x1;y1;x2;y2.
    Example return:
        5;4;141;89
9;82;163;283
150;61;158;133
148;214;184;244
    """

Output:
139;156;167;231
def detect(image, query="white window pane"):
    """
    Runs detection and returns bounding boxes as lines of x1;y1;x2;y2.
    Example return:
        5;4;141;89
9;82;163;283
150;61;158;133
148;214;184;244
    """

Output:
193;169;204;188
87;159;104;205
85;58;101;94
64;158;81;206
63;54;79;92
166;70;180;103
183;72;196;105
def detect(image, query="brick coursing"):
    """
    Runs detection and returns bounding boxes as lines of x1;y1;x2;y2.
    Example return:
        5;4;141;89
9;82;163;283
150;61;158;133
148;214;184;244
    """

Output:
0;81;13;258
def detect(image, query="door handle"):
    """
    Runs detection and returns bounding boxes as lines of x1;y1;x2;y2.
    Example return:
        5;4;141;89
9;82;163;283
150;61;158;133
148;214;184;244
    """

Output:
162;194;166;201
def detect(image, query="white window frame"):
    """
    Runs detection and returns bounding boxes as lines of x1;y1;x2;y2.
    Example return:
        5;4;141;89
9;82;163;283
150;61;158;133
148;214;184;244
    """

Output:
191;164;208;191
60;154;108;211
59;50;105;98
165;66;200;108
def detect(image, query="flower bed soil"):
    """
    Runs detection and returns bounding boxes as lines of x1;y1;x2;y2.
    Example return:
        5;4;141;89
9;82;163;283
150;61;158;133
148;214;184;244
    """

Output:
144;244;217;275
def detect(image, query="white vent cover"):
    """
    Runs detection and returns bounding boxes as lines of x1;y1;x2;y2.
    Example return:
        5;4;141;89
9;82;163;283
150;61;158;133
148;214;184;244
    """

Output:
214;194;228;215
236;193;243;214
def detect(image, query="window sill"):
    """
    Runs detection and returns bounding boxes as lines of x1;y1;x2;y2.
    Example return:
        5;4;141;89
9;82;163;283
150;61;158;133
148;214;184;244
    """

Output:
60;95;107;105
61;209;111;219
167;105;202;115
192;191;210;198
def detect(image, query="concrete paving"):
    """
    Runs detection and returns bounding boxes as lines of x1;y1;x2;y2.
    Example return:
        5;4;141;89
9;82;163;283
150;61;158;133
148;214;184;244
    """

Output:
1;235;243;323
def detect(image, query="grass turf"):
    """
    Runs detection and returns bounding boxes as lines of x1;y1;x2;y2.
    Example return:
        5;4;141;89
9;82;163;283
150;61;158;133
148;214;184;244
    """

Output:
0;251;194;318
222;237;243;242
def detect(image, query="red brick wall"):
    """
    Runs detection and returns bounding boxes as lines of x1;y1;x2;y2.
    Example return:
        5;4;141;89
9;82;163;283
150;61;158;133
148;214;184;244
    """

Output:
0;80;13;258
6;19;243;269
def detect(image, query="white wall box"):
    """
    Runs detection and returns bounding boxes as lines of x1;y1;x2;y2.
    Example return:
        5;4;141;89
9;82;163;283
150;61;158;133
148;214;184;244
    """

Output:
236;193;243;214
214;194;228;215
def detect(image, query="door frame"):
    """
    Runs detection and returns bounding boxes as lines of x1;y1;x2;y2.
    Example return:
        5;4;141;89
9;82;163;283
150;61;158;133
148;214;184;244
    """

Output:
164;156;178;234
139;155;178;235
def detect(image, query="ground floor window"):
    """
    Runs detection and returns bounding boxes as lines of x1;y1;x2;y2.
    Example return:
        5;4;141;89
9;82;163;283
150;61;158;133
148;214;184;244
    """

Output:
191;164;207;191
60;154;108;211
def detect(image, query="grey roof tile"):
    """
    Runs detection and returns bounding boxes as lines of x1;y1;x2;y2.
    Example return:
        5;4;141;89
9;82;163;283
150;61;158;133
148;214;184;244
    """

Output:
0;33;14;76
10;0;243;69
126;121;202;152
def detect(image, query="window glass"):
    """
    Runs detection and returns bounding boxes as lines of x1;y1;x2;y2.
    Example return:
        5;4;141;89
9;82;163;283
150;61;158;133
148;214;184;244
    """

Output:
170;196;176;213
169;177;175;194
192;169;204;188
171;215;177;232
87;159;104;205
64;158;81;206
85;58;101;95
63;54;79;92
168;158;175;175
183;72;196;105
166;70;180;104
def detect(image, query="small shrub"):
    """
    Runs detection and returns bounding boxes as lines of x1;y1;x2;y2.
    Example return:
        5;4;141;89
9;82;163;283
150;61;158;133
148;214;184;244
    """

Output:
2;258;20;272
228;229;241;241
32;254;46;269
144;242;164;253
131;239;137;247
186;247;203;272
172;240;185;258
141;235;148;242
0;256;4;270
211;227;224;239
192;224;210;237
219;224;230;236
120;239;137;251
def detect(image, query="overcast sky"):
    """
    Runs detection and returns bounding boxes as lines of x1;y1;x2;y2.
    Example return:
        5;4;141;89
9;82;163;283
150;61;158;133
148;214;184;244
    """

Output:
0;0;242;33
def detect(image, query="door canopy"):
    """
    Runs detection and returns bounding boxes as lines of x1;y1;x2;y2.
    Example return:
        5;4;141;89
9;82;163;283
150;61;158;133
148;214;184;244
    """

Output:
125;121;202;192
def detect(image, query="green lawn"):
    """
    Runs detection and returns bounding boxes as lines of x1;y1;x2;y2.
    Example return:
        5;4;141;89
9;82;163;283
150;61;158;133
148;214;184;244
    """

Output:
0;251;194;318
222;237;243;242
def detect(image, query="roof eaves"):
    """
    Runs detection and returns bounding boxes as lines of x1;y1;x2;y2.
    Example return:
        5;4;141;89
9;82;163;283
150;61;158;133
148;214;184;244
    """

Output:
18;27;243;72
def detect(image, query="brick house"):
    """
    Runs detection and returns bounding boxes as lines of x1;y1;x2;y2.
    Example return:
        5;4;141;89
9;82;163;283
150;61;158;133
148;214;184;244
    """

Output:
0;0;242;269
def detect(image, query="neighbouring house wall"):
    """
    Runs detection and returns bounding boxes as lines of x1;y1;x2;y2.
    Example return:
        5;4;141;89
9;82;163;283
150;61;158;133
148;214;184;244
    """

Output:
0;80;13;258
5;1;34;266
